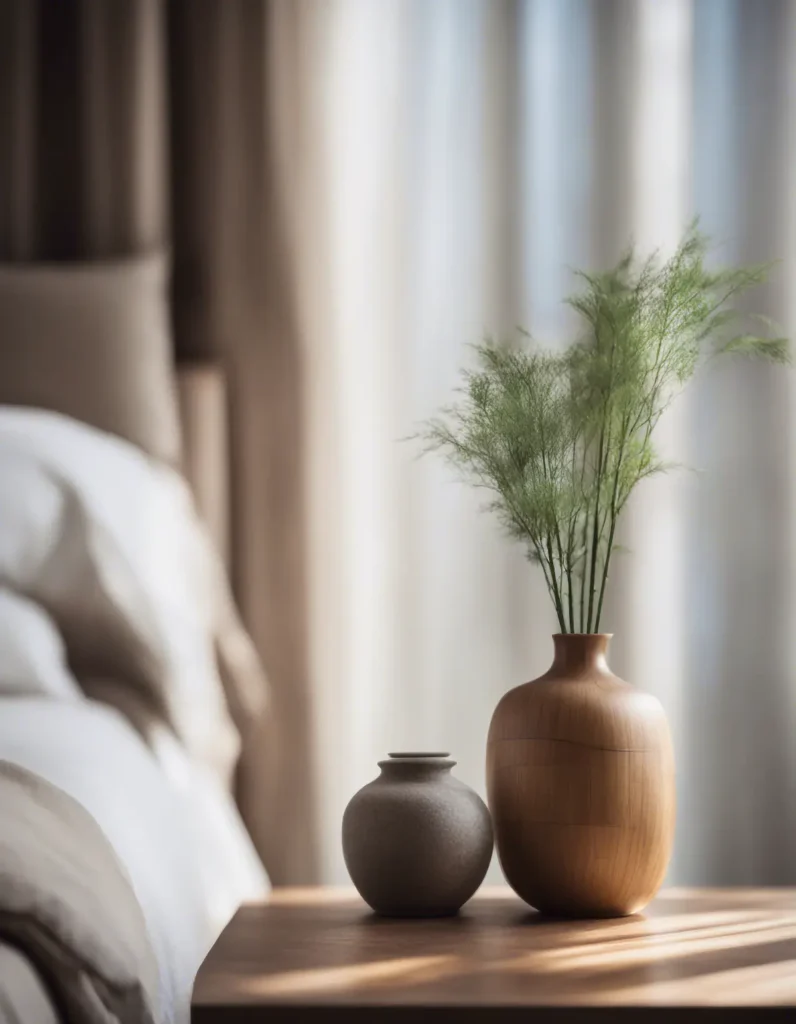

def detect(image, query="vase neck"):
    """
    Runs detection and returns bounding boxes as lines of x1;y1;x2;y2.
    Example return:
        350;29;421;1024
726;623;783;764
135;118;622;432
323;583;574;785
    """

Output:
378;753;455;780
550;633;612;675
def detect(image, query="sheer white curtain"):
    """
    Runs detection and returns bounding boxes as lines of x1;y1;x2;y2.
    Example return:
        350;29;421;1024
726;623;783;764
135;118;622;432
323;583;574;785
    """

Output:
279;0;796;884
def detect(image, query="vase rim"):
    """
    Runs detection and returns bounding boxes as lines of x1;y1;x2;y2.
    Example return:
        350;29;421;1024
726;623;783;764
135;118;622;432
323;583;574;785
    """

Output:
379;753;456;771
388;751;450;758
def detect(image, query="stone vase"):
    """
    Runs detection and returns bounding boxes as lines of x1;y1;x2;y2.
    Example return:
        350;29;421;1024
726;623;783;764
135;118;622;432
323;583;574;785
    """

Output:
342;752;493;917
487;634;675;918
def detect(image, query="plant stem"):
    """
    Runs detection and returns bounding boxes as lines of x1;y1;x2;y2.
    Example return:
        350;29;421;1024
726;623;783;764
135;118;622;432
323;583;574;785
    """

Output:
577;443;589;632
593;520;614;633
554;525;571;632
490;453;565;634
565;526;576;633
565;437;579;633
578;508;588;632
586;431;605;633
537;423;567;631
587;307;620;632
594;423;627;631
545;533;568;632
532;537;567;632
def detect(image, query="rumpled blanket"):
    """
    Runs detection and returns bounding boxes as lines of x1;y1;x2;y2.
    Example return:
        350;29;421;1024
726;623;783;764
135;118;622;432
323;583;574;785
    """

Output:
0;761;160;1024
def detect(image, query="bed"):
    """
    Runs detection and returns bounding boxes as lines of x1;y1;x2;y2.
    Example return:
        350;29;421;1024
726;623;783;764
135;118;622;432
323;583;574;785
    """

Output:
0;256;271;1024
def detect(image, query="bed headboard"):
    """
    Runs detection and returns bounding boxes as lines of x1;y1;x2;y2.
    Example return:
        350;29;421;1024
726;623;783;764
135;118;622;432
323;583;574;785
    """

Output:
176;362;230;569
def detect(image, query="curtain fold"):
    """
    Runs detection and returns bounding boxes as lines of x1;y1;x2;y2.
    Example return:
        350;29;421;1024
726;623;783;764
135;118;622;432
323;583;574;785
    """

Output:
684;0;796;883
168;0;318;883
0;0;166;259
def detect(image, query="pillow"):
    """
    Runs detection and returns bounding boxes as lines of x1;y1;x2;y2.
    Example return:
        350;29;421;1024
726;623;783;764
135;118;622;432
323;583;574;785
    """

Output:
0;588;82;700
0;254;181;464
0;408;243;789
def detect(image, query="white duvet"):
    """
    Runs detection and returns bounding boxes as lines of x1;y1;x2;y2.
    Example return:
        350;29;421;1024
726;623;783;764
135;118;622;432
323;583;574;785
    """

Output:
0;408;269;1023
0;699;267;1022
0;407;244;785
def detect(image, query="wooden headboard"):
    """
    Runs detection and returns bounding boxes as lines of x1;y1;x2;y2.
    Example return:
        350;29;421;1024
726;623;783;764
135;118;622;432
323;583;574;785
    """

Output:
176;362;230;569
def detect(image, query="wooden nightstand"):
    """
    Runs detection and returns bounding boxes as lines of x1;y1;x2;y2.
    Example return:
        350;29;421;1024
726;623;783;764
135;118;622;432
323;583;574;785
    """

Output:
192;886;796;1021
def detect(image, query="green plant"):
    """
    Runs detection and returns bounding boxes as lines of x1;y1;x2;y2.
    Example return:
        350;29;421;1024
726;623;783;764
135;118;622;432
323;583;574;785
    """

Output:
422;226;789;633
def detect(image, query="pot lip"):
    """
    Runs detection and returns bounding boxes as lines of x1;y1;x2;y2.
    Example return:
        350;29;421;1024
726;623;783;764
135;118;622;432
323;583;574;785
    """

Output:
387;751;450;758
379;752;457;770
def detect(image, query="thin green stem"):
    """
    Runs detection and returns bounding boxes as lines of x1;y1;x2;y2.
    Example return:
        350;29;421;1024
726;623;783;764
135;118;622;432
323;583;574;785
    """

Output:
577;444;589;632
486;450;565;634
565;524;576;634
532;537;567;632
537;416;568;631
594;415;629;631
545;533;568;633
586;422;609;632
578;508;588;632
594;517;615;633
554;525;571;632
587;304;620;632
565;437;580;633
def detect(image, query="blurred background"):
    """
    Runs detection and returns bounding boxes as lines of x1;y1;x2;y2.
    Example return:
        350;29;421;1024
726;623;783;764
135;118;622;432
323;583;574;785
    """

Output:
2;0;796;889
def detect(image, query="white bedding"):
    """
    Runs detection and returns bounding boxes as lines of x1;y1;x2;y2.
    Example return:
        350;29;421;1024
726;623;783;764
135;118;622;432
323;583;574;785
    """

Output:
0;408;270;1024
0;757;159;1024
0;588;80;699
0;699;267;1023
0;407;243;787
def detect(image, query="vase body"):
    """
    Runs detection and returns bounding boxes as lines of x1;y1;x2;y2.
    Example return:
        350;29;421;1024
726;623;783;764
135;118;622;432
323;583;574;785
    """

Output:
342;752;493;917
486;634;675;918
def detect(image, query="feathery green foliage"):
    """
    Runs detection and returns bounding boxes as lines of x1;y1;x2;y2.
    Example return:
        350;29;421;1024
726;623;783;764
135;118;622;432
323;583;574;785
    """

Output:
422;226;789;633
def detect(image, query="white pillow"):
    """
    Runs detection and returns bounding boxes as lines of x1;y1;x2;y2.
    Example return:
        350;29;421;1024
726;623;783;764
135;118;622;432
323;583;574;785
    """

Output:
0;409;240;788
0;588;81;699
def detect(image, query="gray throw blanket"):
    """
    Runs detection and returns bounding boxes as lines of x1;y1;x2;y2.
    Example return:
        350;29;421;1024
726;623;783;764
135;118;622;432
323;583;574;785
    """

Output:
0;761;159;1024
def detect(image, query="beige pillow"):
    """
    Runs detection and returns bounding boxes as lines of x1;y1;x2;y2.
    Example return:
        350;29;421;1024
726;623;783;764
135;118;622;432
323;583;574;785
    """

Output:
0;254;181;464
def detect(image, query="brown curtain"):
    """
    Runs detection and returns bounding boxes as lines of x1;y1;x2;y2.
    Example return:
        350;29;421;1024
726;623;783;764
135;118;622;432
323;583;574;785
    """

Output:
0;0;166;259
0;0;316;883
168;0;317;883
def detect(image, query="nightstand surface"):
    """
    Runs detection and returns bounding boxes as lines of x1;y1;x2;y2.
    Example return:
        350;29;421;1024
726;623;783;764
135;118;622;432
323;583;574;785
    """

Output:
192;886;796;1021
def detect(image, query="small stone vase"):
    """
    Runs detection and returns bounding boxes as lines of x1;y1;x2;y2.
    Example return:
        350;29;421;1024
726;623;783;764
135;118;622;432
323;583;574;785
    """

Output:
342;752;493;917
487;634;675;918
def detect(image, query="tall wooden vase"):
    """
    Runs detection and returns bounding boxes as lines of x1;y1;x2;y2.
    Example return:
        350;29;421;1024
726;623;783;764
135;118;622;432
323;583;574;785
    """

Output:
486;634;675;918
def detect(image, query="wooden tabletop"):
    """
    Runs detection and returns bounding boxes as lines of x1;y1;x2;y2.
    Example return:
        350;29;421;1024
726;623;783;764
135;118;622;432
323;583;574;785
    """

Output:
192;887;796;1021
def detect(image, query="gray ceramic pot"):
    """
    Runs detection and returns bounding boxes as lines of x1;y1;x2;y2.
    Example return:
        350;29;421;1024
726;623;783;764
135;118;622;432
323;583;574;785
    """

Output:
342;752;493;917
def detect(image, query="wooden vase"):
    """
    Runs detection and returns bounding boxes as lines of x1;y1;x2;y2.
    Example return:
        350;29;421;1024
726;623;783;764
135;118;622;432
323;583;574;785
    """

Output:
486;633;675;918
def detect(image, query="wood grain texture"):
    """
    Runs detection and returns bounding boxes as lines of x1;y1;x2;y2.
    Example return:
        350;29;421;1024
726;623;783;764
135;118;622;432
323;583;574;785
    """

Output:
192;887;796;1022
487;634;675;917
